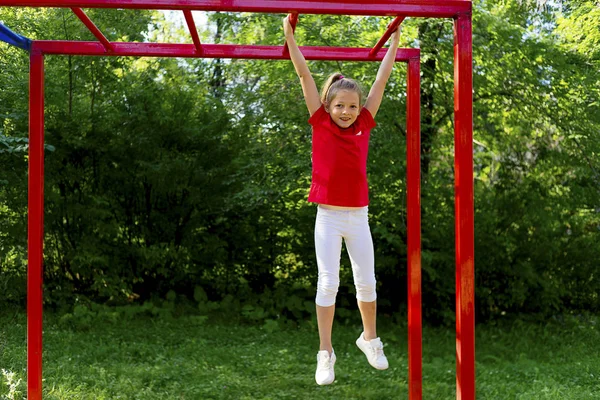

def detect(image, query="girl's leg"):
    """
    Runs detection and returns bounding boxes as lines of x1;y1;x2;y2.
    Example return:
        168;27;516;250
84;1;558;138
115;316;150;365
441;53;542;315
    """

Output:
314;206;344;353
357;300;377;340
316;304;335;354
345;208;378;340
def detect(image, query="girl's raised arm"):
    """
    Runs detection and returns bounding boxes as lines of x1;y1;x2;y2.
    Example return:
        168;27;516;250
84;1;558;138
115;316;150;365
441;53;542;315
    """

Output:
364;28;401;119
283;16;321;116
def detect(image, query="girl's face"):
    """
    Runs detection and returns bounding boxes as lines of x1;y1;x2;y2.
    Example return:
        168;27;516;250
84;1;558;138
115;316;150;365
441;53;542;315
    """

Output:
326;90;360;129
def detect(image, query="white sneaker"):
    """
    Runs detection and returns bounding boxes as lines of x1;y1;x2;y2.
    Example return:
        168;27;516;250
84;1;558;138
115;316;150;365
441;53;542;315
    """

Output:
315;350;336;385
356;332;389;370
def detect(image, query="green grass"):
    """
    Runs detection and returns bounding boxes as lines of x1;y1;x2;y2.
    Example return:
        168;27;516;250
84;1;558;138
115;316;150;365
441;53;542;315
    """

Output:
1;311;598;399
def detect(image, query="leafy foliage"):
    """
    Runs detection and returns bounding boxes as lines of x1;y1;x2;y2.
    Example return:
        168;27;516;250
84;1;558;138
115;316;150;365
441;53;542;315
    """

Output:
1;2;599;323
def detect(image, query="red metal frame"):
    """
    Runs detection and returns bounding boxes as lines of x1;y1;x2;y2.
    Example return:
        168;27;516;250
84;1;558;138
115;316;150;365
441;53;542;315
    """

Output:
32;41;419;61
5;1;471;17
27;49;45;400
406;56;422;400
183;10;203;55
8;2;473;400
71;7;114;52
369;16;405;58
454;13;475;400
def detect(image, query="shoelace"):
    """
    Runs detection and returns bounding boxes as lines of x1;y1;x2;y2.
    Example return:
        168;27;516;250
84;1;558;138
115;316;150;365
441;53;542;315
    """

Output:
370;341;384;358
318;356;331;370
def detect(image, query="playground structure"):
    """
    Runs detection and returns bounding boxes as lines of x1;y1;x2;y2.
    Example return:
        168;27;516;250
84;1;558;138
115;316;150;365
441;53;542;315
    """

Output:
0;1;474;399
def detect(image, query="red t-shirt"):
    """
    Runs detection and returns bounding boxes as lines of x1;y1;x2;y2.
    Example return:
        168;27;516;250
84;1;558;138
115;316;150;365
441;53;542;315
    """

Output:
307;105;376;207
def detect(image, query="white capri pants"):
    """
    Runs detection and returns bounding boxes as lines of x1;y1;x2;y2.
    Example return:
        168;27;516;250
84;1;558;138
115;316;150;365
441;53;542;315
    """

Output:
314;205;377;307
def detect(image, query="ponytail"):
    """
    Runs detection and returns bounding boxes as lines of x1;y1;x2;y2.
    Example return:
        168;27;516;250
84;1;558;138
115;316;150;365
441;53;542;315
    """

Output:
320;73;364;106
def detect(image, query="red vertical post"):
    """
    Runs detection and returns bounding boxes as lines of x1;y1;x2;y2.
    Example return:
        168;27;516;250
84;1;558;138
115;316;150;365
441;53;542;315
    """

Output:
28;49;45;400
453;12;475;400
406;56;422;400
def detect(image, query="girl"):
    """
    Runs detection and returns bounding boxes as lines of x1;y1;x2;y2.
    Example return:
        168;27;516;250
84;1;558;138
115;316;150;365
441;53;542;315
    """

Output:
283;16;401;385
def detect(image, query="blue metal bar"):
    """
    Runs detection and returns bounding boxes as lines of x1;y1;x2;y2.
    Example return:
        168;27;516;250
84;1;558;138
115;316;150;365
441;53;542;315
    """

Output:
0;22;32;51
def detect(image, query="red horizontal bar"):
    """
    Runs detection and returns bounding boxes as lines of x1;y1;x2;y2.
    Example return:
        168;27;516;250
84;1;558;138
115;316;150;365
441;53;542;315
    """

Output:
32;41;420;61
3;1;471;18
71;7;114;52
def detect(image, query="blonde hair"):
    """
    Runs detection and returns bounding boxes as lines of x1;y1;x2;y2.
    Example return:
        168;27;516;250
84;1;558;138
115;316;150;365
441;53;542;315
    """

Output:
320;73;364;106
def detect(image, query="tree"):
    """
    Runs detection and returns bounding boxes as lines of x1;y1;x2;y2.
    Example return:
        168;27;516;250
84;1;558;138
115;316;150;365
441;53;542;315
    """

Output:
1;4;598;321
